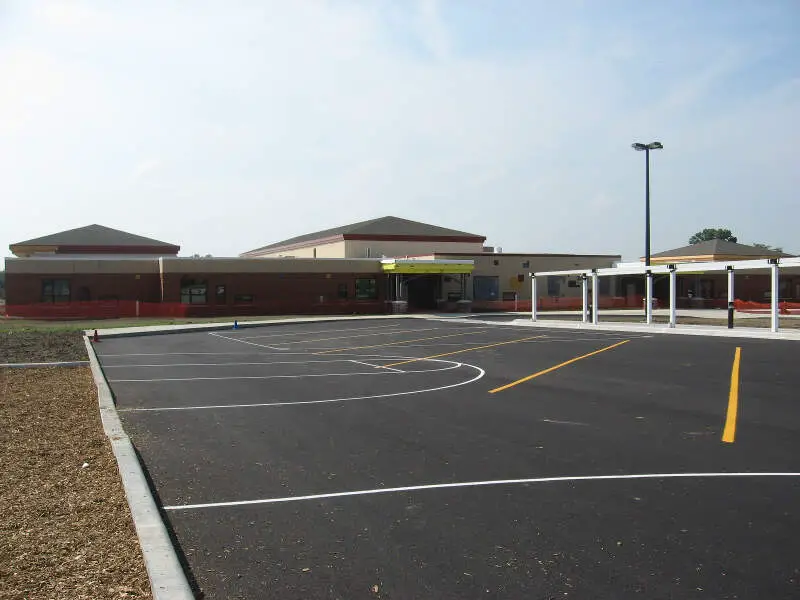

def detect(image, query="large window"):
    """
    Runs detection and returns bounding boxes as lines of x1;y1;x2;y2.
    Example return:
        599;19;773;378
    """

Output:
547;276;561;296
41;279;70;303
355;278;377;300
473;276;499;301
180;278;207;304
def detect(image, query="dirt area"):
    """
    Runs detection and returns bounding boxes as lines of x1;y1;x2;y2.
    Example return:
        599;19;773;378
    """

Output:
0;313;307;332
0;366;152;599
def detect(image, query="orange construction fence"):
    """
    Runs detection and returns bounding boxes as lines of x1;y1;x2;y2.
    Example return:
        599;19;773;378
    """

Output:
4;299;387;320
734;300;800;315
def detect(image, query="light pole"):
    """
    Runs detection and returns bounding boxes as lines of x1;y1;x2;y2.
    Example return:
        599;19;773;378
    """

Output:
631;141;663;266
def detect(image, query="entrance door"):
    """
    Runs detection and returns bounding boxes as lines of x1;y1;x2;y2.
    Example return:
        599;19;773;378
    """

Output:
406;275;438;311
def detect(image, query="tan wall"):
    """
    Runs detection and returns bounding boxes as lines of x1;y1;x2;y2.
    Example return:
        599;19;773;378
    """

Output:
254;240;347;259
650;254;778;265
4;258;161;274
345;239;484;258
434;254;620;300
161;257;383;274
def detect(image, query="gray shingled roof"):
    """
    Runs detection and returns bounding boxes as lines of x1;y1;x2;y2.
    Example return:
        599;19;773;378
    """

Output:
651;239;792;258
243;216;484;255
12;224;179;248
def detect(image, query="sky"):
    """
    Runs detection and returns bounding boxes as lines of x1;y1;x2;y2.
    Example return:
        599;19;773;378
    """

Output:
1;0;798;261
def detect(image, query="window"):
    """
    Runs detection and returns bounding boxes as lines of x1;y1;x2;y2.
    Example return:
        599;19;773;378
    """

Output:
547;276;561;296
355;278;377;300
599;277;610;296
180;278;207;304
234;294;255;303
216;285;226;303
337;283;348;299
522;260;530;268
493;259;500;266
473;276;499;301
41;279;70;303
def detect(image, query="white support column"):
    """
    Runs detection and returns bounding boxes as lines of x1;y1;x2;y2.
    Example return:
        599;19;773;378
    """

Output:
645;271;653;325
530;274;537;322
771;262;779;333
727;267;735;305
581;275;589;323
669;268;677;328
591;271;599;325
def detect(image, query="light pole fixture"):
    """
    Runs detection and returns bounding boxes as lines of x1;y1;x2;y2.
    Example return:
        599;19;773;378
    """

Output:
632;141;663;267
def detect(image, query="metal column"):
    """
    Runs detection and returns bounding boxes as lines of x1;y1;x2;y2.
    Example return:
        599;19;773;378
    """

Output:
530;274;537;322
645;271;653;324
581;275;589;323
591;271;599;325
668;267;677;328
727;266;735;329
771;262;780;333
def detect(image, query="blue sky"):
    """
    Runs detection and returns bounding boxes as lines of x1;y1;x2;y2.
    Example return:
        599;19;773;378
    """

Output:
1;0;798;260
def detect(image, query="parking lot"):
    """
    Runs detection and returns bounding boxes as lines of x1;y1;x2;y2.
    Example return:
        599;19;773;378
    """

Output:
95;318;800;599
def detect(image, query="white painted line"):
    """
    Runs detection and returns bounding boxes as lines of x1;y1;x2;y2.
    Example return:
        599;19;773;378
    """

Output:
245;327;440;344
109;362;460;383
101;351;264;357
349;359;404;373
103;359;360;369
541;418;589;426
118;362;485;411
163;472;800;511
208;332;288;351
237;323;404;340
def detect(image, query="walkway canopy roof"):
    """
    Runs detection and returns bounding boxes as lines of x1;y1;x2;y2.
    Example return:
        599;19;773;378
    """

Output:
380;258;474;274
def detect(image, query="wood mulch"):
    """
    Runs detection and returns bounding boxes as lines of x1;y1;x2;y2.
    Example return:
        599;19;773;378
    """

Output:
0;366;152;599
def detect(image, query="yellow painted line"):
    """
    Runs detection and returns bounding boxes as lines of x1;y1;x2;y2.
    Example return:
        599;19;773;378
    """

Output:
382;335;547;368
722;347;742;444
314;329;487;354
488;339;630;394
281;327;440;345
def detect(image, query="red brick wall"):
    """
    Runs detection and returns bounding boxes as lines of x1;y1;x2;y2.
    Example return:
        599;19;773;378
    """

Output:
161;272;387;306
6;273;161;305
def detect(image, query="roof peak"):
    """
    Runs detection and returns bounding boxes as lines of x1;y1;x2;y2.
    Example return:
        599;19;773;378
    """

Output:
242;216;485;255
11;224;180;254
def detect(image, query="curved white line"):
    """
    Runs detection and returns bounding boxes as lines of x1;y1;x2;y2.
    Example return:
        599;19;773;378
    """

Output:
119;362;485;412
164;472;800;511
110;362;461;383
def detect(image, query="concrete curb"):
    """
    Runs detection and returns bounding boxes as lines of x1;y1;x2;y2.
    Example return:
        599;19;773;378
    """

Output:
83;336;194;600
86;314;413;339
429;316;800;341
1;360;89;368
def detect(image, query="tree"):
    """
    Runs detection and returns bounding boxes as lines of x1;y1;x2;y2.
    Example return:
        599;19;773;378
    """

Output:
752;242;784;253
689;228;737;245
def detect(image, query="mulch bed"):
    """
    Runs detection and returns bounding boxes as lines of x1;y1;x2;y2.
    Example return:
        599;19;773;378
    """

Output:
0;366;152;599
1;330;87;364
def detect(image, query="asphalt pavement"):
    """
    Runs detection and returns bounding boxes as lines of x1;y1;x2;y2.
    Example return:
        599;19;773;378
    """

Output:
95;319;800;599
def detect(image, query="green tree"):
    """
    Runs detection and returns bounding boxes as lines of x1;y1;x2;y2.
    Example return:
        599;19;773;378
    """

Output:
752;242;784;253
688;228;738;245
